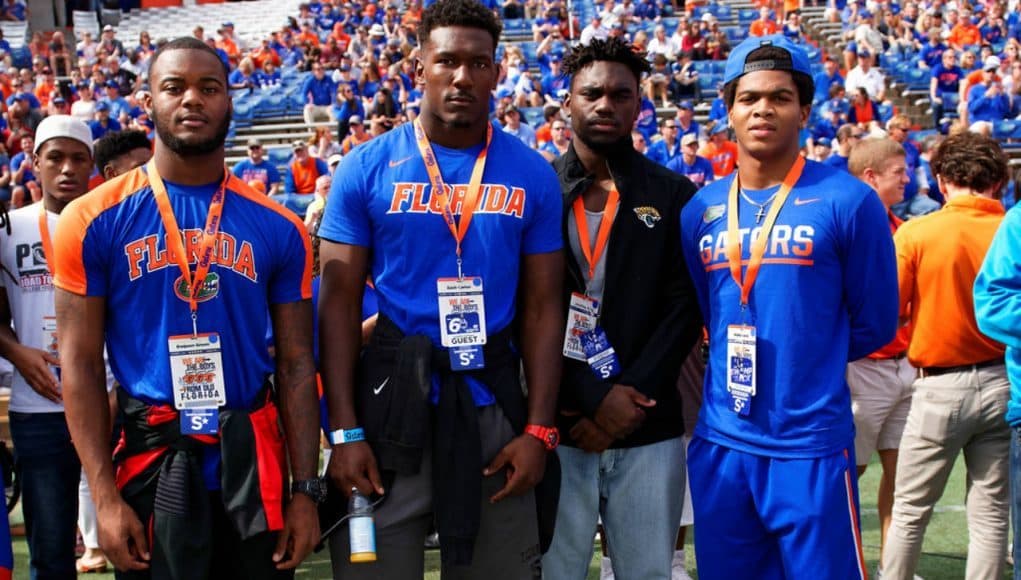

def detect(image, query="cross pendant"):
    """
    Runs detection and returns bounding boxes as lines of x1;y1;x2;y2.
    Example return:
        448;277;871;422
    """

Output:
755;206;767;224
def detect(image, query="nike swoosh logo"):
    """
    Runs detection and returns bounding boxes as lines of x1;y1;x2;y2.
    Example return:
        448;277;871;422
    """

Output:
389;156;413;168
793;197;821;206
373;377;389;395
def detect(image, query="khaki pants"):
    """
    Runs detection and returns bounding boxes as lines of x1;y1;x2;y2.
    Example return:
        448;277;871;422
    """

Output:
303;104;333;126
882;365;1010;580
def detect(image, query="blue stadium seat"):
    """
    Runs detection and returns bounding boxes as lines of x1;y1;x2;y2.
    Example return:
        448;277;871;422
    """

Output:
267;147;291;168
693;60;714;74
738;8;756;25
520;106;544;127
904;68;929;91
232;98;254;128
993;120;1016;140
287;91;306;116
254;92;286;118
876;103;893;123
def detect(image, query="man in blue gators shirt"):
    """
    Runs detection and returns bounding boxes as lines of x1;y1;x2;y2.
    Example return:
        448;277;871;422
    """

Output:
680;35;898;579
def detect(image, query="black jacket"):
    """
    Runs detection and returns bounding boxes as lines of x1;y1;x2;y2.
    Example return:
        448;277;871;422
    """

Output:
553;140;703;448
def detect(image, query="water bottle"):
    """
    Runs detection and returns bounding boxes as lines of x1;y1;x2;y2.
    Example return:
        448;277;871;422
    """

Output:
349;487;377;563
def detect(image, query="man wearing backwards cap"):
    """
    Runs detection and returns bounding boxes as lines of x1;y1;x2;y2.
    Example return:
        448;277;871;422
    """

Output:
0;115;94;578
679;35;898;579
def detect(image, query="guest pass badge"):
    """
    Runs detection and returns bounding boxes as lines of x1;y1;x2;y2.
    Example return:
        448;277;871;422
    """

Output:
438;277;487;371
726;325;756;416
563;293;599;361
42;316;60;382
168;333;226;411
581;326;621;380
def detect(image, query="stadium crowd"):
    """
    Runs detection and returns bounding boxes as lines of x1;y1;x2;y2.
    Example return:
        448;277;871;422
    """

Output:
0;0;1017;578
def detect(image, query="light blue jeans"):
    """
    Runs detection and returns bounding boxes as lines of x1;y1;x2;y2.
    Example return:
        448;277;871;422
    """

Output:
542;436;686;580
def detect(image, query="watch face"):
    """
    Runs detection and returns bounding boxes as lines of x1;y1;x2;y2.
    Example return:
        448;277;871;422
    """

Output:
546;430;559;449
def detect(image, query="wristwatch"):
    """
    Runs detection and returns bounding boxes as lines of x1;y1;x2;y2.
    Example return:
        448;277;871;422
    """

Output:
524;424;560;451
291;477;328;504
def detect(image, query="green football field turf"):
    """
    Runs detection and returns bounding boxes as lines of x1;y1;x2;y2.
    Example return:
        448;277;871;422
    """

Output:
8;454;1005;578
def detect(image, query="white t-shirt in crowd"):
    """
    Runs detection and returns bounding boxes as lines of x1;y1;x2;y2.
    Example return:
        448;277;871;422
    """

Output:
0;204;64;413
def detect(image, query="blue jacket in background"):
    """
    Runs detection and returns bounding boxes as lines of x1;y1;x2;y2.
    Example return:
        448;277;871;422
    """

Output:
968;83;1011;124
301;74;337;107
974;207;1021;426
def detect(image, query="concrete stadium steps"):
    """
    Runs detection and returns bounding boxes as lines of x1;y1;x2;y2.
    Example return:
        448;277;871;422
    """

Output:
227;116;334;168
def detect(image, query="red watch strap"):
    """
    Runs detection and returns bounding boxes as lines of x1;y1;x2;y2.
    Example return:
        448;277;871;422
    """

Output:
525;424;559;451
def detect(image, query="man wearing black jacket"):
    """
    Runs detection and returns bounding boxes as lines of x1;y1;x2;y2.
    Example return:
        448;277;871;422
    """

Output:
542;38;702;580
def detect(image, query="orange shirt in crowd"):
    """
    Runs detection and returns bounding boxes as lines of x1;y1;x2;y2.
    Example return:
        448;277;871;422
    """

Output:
948;23;981;49
895;195;1006;368
699;140;739;177
289;157;324;194
341;132;371;154
749;19;780;37
34;80;55;109
331;29;352;53
250;46;281;70
297;30;321;48
870;212;910;359
217;36;240;60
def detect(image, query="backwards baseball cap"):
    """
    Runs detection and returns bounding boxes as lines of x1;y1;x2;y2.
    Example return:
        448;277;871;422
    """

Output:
723;34;813;85
34;115;93;157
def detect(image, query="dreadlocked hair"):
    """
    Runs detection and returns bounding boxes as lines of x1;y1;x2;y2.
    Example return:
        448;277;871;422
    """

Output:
562;37;651;90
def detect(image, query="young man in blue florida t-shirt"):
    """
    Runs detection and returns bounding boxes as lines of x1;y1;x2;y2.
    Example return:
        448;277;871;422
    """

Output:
317;0;565;577
679;35;899;579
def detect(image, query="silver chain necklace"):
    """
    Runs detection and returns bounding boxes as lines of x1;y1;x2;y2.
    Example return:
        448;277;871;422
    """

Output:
739;189;779;224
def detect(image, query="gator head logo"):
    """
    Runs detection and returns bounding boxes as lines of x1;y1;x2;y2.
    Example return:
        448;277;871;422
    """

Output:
174;272;220;303
703;204;726;223
633;206;661;228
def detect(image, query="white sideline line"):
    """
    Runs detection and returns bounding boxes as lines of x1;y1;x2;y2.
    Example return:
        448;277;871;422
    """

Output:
861;505;966;515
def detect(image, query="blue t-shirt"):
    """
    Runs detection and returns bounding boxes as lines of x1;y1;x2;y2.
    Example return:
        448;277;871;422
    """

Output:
635;98;658;140
301;75;337;106
823;153;849;173
680;160;898;458
920;42;947;69
232;158;282;190
665;155;714;189
646;139;682;166
813;71;844;103
88;118;123;141
9;152;33;185
52;169;312;490
318;124;563;404
931;63;964;95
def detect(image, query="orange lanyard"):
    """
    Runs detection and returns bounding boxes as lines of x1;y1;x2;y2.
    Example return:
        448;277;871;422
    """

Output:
147;160;229;335
412;119;492;279
572;190;619;283
726;155;805;308
37;204;54;277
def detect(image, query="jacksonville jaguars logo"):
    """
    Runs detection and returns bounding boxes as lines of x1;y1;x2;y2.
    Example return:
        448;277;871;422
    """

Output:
633;206;661;229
